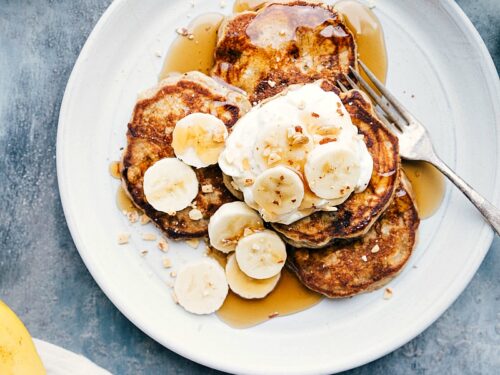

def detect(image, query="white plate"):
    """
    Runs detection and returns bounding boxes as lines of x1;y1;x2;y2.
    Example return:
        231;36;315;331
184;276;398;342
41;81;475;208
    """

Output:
34;339;111;375
57;0;500;374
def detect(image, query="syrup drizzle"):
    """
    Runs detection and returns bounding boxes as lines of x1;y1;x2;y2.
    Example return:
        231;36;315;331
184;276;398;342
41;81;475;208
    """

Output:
403;161;445;219
153;0;442;329
159;13;225;79
334;0;387;84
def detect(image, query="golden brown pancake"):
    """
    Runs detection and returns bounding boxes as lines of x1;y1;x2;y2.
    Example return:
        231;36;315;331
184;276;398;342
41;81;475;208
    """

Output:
212;1;356;103
272;84;400;248
121;72;251;239
288;175;419;298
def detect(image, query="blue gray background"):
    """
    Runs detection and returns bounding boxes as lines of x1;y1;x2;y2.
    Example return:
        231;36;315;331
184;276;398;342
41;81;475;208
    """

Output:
0;1;498;374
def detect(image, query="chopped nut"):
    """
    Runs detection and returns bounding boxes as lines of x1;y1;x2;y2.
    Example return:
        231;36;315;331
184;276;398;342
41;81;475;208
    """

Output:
290;133;309;145
243;178;254;186
140;214;150;225
319;137;337;145
371;244;380;253
187;34;194;40
361;255;368;262
202;184;214;193
189;208;203;221
243;227;254;237
117;232;130;245
242;158;251;171
267;152;282;165
158;238;169;252
383;287;393;300
170;271;177;278
166;210;177;216
323;206;338;212
142;233;157;241
268;312;280;319
317;126;339;136
162;257;172;268
155;50;162;57
185;238;200;248
268;80;276;87
279;30;286;36
175;27;189;36
126;211;139;223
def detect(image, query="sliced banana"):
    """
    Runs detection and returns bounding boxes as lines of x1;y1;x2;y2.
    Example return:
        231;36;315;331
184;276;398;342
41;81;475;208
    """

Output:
222;173;244;200
235;230;287;279
305;142;361;200
143;158;198;213
174;258;228;315
252;166;304;218
225;254;280;299
208;201;264;253
172;113;228;168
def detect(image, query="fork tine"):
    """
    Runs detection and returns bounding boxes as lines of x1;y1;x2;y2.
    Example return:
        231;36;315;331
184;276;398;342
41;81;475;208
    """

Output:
348;67;405;127
375;106;401;134
337;80;349;93
358;60;416;124
343;74;361;91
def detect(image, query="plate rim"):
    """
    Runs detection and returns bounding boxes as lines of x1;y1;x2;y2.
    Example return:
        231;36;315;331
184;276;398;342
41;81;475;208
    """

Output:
56;0;500;374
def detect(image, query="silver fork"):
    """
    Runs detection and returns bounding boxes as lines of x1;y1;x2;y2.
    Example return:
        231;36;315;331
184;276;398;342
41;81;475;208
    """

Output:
338;60;499;235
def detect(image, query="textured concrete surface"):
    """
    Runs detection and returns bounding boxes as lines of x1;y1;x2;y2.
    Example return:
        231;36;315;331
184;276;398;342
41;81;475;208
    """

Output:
0;1;498;374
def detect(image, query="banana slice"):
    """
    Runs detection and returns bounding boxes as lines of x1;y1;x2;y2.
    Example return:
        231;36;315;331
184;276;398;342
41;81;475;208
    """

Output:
143;158;198;213
252;166;304;217
222;173;244;200
235;230;287;279
226;254;280;299
208;202;264;253
172;113;228;168
305;142;361;200
174;258;228;315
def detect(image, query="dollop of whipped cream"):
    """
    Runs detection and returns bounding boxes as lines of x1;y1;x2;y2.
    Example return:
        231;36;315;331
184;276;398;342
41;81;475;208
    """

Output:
219;83;373;224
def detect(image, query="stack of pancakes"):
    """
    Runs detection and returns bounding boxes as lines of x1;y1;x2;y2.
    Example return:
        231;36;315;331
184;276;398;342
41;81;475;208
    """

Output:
121;1;419;298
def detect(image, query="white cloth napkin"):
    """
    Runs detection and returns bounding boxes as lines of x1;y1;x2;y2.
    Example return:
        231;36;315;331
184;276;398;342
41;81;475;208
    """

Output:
33;339;112;375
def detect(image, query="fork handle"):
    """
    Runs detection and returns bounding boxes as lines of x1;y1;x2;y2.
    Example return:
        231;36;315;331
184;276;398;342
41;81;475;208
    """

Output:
429;156;500;236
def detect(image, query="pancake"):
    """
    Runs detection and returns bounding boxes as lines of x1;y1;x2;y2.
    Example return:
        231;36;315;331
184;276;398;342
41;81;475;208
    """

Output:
287;175;419;298
272;84;400;248
121;71;251;239
212;1;356;103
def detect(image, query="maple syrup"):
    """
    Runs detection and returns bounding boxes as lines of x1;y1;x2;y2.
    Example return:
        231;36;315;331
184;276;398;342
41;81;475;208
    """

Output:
109;161;121;179
233;0;311;13
172;119;226;166
116;186;139;214
334;0;388;84
205;248;322;328
403;161;445;219
159;13;225;79
217;268;322;328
